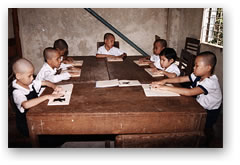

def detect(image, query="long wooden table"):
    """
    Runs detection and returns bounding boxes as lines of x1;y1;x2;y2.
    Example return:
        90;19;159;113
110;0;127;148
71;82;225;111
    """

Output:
27;56;206;147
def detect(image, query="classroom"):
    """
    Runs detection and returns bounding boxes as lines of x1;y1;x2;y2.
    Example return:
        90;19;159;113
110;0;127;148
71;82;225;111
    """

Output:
8;8;223;148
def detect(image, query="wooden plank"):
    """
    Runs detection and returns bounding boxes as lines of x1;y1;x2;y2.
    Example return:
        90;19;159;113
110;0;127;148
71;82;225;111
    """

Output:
59;56;109;83
115;132;205;148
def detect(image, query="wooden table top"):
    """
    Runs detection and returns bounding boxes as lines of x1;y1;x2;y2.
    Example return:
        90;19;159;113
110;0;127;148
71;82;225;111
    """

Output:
63;56;164;84
29;56;205;115
28;82;204;115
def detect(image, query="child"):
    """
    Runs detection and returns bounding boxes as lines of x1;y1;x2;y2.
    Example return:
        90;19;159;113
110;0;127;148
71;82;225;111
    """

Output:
11;58;63;136
139;39;167;67
151;51;222;130
54;39;80;73
54;39;73;64
36;47;77;83
151;48;180;78
96;33;127;59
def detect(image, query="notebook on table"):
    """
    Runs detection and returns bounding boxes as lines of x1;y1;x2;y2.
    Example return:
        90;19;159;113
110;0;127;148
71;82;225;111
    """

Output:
48;84;74;105
107;57;123;62
144;68;164;77
133;60;150;66
141;84;180;97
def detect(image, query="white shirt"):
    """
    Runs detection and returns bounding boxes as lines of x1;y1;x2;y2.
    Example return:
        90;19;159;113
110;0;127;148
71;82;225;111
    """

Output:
97;45;125;56
12;79;42;113
36;62;70;83
164;63;180;76
59;56;73;70
155;62;180;77
150;54;160;63
189;73;222;110
59;63;73;70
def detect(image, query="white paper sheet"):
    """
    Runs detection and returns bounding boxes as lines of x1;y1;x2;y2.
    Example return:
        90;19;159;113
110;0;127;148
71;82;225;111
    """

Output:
118;80;141;87
142;84;180;97
72;60;83;66
48;84;74;105
107;57;123;62
96;79;119;88
144;68;164;77
133;60;150;66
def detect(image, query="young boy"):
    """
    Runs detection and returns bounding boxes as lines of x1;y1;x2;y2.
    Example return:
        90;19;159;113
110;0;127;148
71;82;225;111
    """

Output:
96;33;127;59
54;39;78;71
36;47;77;83
139;39;167;67
151;51;222;129
54;39;73;64
11;58;63;136
152;48;180;78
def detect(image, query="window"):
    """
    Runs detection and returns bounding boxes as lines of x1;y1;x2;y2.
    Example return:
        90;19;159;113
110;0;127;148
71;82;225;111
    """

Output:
201;8;223;47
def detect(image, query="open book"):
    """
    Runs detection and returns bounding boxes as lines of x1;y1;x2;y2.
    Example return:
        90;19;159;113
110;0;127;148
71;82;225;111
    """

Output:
133;60;150;66
48;84;74;105
96;79;141;88
107;57;123;62
142;84;180;97
144;68;164;77
72;60;83;67
96;79;119;88
118;80;141;87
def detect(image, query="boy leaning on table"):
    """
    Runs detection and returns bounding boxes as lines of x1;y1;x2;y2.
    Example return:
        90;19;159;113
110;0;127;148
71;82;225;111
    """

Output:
11;58;63;136
151;51;222;141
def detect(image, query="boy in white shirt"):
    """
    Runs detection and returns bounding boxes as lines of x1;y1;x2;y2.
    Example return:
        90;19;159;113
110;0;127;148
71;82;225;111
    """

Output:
139;39;167;66
54;39;80;72
96;33;127;59
151;51;222;131
151;48;180;78
11;58;62;136
36;47;77;83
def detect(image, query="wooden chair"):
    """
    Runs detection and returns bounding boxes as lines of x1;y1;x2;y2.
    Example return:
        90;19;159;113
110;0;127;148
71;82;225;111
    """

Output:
97;41;119;50
184;37;200;56
178;49;196;76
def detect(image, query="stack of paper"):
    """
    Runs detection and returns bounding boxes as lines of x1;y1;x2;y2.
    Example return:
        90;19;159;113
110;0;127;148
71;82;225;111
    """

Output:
72;60;83;67
133;60;150;66
96;79;142;88
142;84;180;97
48;84;74;105
107;57;123;62
144;68;164;77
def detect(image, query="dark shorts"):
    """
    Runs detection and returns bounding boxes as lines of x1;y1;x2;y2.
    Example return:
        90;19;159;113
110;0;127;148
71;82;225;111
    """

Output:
205;108;221;129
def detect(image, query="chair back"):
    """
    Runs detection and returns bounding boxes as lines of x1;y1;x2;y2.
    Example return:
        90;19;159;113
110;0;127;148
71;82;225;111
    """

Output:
184;37;200;56
178;49;196;76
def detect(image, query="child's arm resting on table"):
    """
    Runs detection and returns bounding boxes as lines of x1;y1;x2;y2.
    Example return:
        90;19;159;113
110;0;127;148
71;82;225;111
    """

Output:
96;54;115;58
152;84;204;96
41;80;57;89
158;70;177;78
152;75;190;85
21;93;62;109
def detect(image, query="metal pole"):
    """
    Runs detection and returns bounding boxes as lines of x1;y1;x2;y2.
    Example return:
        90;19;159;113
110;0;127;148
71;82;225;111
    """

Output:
85;8;149;57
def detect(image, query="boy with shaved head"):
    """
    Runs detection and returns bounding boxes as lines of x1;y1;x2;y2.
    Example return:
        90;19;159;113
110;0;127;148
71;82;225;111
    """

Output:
12;58;63;136
151;51;222;131
36;47;77;83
